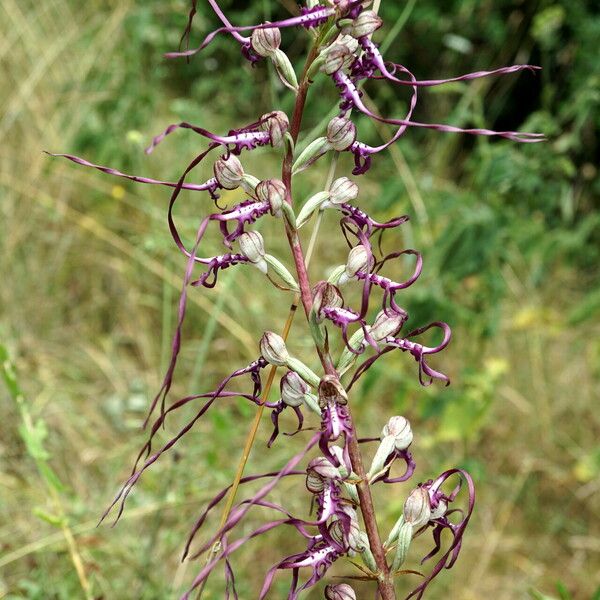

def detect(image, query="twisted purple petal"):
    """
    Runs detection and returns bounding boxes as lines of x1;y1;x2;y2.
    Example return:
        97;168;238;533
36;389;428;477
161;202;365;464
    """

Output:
165;7;335;59
334;71;545;143
46;152;219;192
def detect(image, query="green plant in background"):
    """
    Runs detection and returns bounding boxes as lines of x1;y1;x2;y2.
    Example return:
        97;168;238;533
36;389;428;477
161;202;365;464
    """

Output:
1;345;93;600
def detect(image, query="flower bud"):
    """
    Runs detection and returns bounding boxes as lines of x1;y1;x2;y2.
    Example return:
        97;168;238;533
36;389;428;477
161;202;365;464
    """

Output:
260;331;289;366
306;470;325;494
250;25;281;57
261;111;289;148
239;231;268;273
347;10;383;38
337;34;360;53
312;281;344;322
325;583;356;600
321;42;356;75
256;178;286;216
382;416;413;450
328;177;358;205
280;371;308;408
367;309;406;342
329;514;361;551
326;116;356;151
339;244;368;285
213;154;244;190
318;375;348;408
403;487;432;529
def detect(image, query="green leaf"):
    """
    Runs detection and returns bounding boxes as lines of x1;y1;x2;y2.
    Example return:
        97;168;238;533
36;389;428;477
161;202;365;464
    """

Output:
555;581;572;600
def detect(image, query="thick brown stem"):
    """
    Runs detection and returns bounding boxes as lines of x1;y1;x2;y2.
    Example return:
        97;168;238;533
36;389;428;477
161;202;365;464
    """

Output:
281;45;396;600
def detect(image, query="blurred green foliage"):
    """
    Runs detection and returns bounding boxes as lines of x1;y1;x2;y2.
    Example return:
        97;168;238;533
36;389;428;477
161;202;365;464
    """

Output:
1;0;598;598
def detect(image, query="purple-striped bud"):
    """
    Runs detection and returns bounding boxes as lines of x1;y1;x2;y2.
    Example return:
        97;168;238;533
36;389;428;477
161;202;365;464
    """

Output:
306;470;325;494
321;36;358;74
328;177;359;204
339;244;368;285
256;178;286;216
367;309;406;342
329;514;362;551
322;45;353;75
261;111;289;148
239;231;267;273
337;34;360;53
312;281;344;322
325;584;356;600
382;416;413;450
347;10;383;38
327;116;356;151
260;331;289;366
306;456;340;493
403;487;432;529
280;371;308;407
250;25;281;57
213;154;244;190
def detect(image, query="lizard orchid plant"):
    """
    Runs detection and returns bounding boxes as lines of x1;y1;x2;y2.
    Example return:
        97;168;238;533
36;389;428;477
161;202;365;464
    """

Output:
49;1;543;598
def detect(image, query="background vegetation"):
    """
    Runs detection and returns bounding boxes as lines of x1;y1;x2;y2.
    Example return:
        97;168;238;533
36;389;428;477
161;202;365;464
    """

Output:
1;0;598;598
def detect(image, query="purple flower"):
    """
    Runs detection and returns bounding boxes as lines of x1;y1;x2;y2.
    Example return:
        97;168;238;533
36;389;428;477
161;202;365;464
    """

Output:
260;533;345;600
145;112;288;156
404;469;476;599
266;371;310;447
318;376;354;471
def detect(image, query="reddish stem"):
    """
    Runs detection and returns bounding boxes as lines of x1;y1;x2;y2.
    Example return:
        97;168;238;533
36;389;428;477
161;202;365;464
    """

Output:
280;42;396;600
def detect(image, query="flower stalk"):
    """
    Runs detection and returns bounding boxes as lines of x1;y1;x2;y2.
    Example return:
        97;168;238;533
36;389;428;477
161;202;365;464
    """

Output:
278;41;396;599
